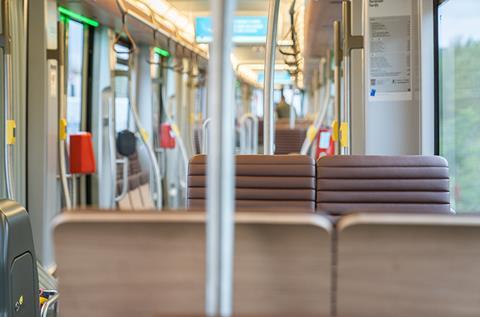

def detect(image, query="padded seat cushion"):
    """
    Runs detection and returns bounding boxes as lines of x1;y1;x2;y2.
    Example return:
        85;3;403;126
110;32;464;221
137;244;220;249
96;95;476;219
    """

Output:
316;155;452;215
188;155;316;212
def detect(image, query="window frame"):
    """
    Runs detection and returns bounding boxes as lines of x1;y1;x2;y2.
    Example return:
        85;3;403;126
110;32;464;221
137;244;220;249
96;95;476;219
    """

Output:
433;0;441;155
434;0;480;212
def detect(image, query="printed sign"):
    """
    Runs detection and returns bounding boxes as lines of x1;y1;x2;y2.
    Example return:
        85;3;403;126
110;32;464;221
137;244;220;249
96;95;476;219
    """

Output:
257;71;292;85
369;16;411;96
367;0;412;101
195;16;268;44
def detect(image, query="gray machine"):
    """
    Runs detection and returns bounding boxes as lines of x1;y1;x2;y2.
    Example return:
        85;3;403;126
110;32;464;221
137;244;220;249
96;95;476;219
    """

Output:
0;200;40;317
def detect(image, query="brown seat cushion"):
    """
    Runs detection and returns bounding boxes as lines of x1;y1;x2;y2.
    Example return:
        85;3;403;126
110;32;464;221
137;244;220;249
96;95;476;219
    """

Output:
188;154;316;212
316;155;452;215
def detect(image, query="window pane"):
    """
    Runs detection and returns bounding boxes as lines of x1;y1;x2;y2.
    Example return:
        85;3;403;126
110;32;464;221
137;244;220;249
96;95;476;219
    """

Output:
438;0;480;212
114;44;131;132
115;76;130;132
66;19;84;136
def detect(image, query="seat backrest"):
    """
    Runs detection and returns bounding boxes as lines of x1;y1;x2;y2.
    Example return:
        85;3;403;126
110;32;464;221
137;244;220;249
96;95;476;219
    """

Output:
336;213;480;317
257;118;312;146
54;211;332;317
116;153;149;192
116;153;152;210
188;155;316;212
274;127;308;154
316;155;451;215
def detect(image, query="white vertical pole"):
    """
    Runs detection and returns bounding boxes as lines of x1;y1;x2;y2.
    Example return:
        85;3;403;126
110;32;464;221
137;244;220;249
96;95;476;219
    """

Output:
206;0;237;316
333;21;342;155
342;1;352;155
263;0;280;155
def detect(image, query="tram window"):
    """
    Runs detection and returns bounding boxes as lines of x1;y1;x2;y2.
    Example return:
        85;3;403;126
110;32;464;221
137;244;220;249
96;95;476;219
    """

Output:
252;89;263;117
283;88;302;117
273;89;282;103
114;44;130;71
66;20;85;135
114;44;131;132
438;0;480;212
115;76;130;132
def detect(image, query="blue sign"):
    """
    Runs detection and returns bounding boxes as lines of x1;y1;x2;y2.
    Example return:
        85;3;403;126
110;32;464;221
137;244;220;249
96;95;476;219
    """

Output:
195;16;268;44
257;71;292;85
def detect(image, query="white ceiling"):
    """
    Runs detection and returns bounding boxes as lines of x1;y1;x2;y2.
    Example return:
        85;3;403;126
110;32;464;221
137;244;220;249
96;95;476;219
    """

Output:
168;0;270;13
168;0;342;86
167;0;295;67
60;0;341;86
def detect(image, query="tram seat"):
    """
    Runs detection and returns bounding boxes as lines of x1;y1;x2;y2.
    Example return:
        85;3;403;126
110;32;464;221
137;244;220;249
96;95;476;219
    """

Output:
336;213;480;317
116;152;153;210
316;155;452;215
274;126;308;154
53;211;332;317
276;118;312;129
188;154;316;212
258;118;312;148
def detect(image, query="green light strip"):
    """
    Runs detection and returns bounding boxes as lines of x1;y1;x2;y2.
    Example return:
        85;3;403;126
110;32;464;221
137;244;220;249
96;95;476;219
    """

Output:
154;47;170;58
58;6;99;28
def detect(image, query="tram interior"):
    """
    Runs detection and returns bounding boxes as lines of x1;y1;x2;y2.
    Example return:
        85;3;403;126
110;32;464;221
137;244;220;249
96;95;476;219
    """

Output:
1;0;480;316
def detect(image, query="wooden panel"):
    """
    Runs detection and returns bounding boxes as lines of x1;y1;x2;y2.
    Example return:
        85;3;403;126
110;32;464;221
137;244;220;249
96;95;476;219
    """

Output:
54;212;332;317
337;214;480;317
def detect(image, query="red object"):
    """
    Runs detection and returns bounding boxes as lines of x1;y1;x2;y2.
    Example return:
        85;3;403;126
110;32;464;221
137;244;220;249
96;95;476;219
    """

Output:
315;128;335;159
69;132;96;174
160;123;176;149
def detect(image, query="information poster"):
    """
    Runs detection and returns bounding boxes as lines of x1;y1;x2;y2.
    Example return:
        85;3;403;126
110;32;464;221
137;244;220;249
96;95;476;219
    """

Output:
367;0;412;101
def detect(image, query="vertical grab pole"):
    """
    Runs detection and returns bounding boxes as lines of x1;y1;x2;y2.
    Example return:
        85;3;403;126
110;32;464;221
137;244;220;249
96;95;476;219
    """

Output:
58;20;72;208
325;48;332;104
333;20;342;155
342;1;351;155
342;0;363;154
103;86;117;208
128;54;163;210
263;0;280;155
2;0;14;200
206;0;237;315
